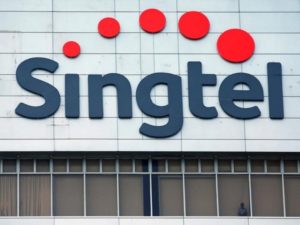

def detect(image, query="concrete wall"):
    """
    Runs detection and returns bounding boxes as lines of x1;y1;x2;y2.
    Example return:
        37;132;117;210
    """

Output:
0;0;300;152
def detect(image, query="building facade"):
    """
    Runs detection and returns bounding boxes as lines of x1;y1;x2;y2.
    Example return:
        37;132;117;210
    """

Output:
0;0;300;225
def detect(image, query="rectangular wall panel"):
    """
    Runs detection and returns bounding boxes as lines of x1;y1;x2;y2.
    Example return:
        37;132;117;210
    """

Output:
0;0;299;152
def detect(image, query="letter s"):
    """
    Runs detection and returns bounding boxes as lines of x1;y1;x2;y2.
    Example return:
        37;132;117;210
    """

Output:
15;57;60;119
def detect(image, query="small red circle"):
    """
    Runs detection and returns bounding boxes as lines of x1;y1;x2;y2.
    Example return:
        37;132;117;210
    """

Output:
139;8;166;33
63;41;81;58
98;17;120;38
179;11;210;40
217;28;255;63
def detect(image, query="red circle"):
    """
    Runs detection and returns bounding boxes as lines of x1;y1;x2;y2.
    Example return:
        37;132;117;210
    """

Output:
63;41;81;58
179;11;210;40
98;17;120;38
139;9;166;33
217;29;255;63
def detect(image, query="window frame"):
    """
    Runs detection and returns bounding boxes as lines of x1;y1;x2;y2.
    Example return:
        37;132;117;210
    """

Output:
0;157;299;217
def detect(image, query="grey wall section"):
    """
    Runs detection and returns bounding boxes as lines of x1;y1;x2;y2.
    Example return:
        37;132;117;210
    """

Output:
0;0;300;153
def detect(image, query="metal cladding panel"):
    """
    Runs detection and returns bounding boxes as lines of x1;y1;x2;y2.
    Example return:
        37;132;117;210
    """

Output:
0;0;299;152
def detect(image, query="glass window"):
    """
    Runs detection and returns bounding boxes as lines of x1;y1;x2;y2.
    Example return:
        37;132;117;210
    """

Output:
0;175;17;216
20;175;50;216
2;156;299;217
218;175;250;216
251;175;283;216
267;160;281;172
284;160;298;173
119;159;132;172
119;175;147;216
135;159;145;172
135;159;148;172
284;175;300;216
185;159;198;172
218;160;231;172
53;175;83;216
20;160;33;172
251;160;265;172
234;160;248;172
157;175;183;216
201;160;214;172
3;160;16;172
86;159;99;172
69;159;82;172
153;160;165;172
86;175;117;216
185;175;217;216
168;159;181;172
36;160;49;172
102;159;115;172
53;159;67;172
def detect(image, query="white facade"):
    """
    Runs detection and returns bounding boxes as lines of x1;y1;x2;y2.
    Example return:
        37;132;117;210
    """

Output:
0;0;300;152
0;0;300;224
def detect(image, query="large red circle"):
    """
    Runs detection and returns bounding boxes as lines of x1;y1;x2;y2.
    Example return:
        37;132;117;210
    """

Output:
179;11;210;40
63;41;81;58
217;29;255;63
139;8;166;33
98;17;120;38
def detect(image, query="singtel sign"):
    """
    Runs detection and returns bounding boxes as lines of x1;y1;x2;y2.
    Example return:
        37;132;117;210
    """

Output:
9;9;287;138
15;58;283;138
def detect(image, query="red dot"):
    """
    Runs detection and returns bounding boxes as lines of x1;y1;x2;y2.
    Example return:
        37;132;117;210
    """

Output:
179;11;210;40
139;9;166;33
63;41;81;58
217;29;255;63
98;17;120;38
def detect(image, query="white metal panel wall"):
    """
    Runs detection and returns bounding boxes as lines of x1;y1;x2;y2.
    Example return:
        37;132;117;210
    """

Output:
0;0;300;152
0;218;300;225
